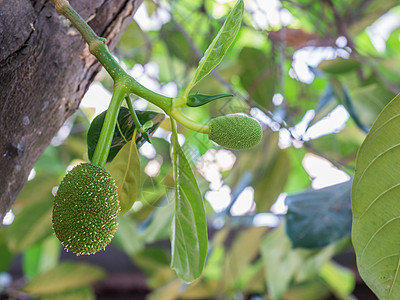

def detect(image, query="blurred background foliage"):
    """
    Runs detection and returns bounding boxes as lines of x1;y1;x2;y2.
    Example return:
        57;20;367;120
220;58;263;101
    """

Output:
2;0;400;298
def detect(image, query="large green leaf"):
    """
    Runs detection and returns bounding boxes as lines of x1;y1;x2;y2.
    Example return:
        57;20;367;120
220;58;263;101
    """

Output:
352;93;400;299
170;125;208;282
23;262;105;295
286;180;352;249
87;108;163;162
184;0;244;93
109;139;141;215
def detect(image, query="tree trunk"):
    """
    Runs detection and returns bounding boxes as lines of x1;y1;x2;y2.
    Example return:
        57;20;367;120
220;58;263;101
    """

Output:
0;0;142;223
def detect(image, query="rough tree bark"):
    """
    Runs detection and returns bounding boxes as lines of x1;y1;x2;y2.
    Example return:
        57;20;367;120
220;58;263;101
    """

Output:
0;0;142;223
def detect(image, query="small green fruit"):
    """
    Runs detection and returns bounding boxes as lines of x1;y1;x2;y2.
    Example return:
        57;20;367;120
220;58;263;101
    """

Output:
208;114;262;150
52;163;119;255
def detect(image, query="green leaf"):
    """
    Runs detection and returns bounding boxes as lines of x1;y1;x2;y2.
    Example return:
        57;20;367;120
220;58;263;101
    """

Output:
117;20;151;66
352;92;400;299
223;226;268;289
185;0;244;92
286;180;352;249
23;262;105;295
351;82;395;127
318;57;360;74
284;147;311;194
170;124;208;282
22;235;61;280
309;123;365;169
348;0;399;36
261;224;348;300
7;200;53;253
109;139;141;215
36;286;95;300
238;46;277;109
139;200;174;243
0;229;12;272
319;261;355;298
160;22;198;67
254;150;290;212
261;225;312;300
330;77;369;133
87;108;163;162
113;215;144;255
187;93;232;107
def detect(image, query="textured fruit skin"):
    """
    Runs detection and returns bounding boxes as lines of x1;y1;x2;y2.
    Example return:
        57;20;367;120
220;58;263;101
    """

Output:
52;163;119;255
209;115;262;150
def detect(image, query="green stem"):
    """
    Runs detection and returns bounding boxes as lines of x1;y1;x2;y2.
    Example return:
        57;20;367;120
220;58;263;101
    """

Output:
125;95;151;143
92;86;127;167
125;96;144;131
49;0;210;136
126;77;172;114
50;0;127;82
170;109;209;134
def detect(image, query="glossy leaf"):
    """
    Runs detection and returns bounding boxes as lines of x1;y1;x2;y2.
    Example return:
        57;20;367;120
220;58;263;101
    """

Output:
109;139;141;215
87;108;163;162
187;93;232;107
286;180;352;249
352;93;400;299
185;0;244;92
170;126;208;282
23;262;105;295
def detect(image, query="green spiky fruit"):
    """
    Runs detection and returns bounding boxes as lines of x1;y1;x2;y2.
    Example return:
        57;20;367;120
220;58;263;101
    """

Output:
52;163;119;255
208;115;262;150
